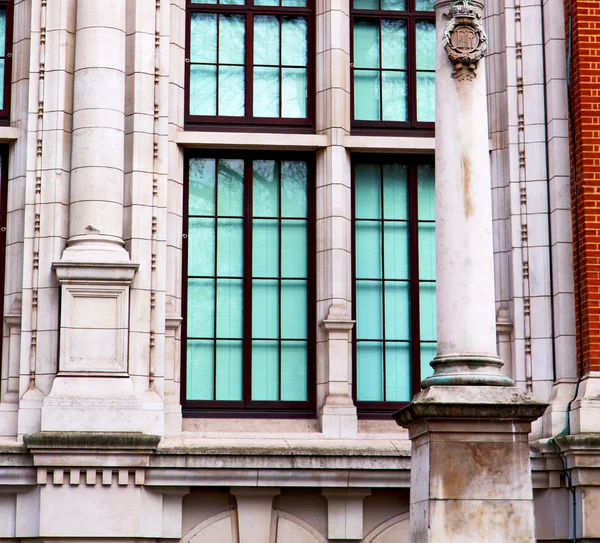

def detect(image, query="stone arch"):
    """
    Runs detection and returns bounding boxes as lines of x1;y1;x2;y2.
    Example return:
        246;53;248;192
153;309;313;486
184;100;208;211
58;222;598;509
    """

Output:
363;512;409;543
181;509;238;543
274;510;326;543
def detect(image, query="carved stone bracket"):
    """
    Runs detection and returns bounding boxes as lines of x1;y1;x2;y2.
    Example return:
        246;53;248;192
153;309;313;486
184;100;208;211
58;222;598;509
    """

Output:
443;0;487;81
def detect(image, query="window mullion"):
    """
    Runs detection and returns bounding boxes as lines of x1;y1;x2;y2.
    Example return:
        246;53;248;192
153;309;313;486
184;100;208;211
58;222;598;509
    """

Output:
409;163;422;397
243;158;254;406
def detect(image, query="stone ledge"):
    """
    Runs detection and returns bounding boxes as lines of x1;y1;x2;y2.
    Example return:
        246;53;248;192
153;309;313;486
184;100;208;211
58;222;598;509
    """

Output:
394;385;548;427
157;437;410;457
555;433;600;451
24;432;161;451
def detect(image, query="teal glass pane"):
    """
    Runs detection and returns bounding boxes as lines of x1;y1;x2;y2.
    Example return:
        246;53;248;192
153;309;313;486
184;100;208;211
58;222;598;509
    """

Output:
419;282;437;341
253;67;280;118
356;280;383;339
421;342;437;379
281;341;307;400
281;280;307;338
418;222;436;280
188;218;215;276
385;343;411;401
416;21;436;70
255;0;279;5
281;220;307;277
283;0;307;6
354;21;380;68
252;280;279;338
216;279;243;337
216;340;243;400
220;0;245;5
187;279;215;337
416;0;435;10
282;17;308;66
384;222;410;279
382;70;408;121
354;70;380;121
282;68;307;118
0;10;6;58
417;164;435;220
381;0;406;9
384;281;410;340
252;340;279;400
187;340;214;400
217;218;244;276
190;13;217;63
190;64;217;116
281;161;308;217
219;15;245;64
254;16;280;65
356;221;382;279
354;0;378;8
357;342;384;401
417;72;436;122
355;164;381;218
253;160;280;216
192;0;217;3
217;159;244;217
381;20;406;69
253;219;279;277
218;66;245;116
383;163;409;220
189;158;216;215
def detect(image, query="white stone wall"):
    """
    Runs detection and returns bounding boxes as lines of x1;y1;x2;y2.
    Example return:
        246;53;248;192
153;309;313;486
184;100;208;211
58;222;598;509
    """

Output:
0;0;578;539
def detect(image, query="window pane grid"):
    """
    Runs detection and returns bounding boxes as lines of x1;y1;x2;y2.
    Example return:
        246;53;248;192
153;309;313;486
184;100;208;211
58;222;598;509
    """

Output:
187;2;312;126
351;1;434;128
354;160;435;407
185;156;311;410
251;160;308;401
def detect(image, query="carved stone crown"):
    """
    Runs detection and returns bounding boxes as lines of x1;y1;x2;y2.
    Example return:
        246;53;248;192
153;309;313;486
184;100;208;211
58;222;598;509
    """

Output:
449;0;478;19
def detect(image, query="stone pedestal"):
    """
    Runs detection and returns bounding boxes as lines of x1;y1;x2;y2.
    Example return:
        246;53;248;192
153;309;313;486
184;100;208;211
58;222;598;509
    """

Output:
319;304;357;438
395;386;547;543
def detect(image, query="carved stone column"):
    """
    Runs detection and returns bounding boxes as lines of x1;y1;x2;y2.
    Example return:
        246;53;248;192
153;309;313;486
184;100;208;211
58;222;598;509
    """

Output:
42;0;142;433
394;1;547;541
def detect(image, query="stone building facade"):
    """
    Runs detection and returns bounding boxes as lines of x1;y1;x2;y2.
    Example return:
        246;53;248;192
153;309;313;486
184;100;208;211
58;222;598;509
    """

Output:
0;0;595;540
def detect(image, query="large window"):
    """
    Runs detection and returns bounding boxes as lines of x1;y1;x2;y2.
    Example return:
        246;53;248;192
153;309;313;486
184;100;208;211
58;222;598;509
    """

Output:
351;0;435;131
183;153;315;416
0;0;12;123
352;158;435;415
186;0;313;130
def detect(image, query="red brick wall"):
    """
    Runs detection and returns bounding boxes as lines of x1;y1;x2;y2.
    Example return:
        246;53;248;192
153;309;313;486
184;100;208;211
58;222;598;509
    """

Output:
568;0;600;374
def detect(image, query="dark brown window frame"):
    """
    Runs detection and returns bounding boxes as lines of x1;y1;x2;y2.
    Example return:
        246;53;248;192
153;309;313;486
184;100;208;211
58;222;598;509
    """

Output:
0;146;10;398
351;153;435;418
182;149;317;418
185;0;315;133
0;0;13;125
350;0;434;135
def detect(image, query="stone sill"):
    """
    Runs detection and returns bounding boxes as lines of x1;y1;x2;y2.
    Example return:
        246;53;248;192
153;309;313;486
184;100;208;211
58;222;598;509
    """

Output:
158;437;410;457
0;126;19;142
175;130;328;150
343;135;435;153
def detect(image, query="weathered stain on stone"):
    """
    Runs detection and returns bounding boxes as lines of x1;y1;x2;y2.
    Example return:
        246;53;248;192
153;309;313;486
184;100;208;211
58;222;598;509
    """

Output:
462;154;473;218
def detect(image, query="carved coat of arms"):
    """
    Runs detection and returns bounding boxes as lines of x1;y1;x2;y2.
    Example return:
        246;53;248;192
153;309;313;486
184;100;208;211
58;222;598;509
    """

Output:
442;0;487;81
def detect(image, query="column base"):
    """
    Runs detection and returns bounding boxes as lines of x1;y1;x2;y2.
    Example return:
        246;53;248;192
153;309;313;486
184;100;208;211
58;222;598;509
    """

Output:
422;354;514;388
569;372;600;434
41;376;143;432
394;385;547;543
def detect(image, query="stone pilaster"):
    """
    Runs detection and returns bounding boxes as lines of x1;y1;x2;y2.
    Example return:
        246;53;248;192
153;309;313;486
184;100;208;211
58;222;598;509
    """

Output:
395;1;547;540
42;0;143;433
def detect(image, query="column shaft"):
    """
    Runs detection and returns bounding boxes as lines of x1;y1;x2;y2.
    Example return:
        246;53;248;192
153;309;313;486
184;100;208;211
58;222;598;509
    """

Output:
424;0;511;387
69;0;126;247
